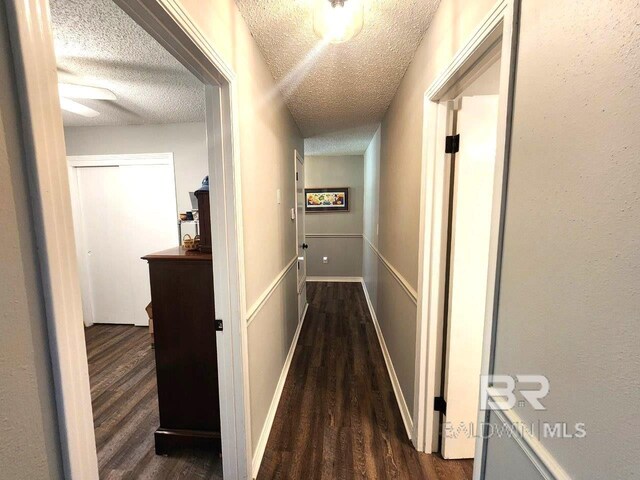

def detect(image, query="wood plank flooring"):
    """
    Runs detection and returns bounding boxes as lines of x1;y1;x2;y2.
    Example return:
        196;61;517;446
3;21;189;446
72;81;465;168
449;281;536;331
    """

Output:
85;324;222;479
257;282;473;480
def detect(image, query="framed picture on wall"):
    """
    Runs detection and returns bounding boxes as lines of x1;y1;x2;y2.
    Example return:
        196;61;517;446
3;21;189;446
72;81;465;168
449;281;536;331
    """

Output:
305;187;349;213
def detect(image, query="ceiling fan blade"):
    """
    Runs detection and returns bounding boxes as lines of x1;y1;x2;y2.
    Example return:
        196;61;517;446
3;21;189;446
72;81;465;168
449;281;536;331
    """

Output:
58;83;116;100
59;97;100;118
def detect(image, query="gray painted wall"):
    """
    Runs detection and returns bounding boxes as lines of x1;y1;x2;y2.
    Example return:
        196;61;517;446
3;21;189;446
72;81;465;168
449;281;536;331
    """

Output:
64;123;208;215
0;5;64;478
484;0;640;478
305;155;364;277
483;413;543;480
362;0;498;421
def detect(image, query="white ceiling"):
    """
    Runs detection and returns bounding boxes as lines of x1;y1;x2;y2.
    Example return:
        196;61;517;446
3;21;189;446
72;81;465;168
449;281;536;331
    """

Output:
50;0;205;127
235;0;441;155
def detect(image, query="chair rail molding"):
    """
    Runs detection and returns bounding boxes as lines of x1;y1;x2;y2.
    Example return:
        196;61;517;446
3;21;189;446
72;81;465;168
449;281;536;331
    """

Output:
246;256;298;326
363;236;418;304
486;389;571;480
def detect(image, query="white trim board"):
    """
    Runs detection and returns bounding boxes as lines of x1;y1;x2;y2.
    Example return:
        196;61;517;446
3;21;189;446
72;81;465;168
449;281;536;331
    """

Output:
246;256;298;326
486;389;571;480
361;279;413;439
307;276;363;283
363;236;418;304
252;302;309;479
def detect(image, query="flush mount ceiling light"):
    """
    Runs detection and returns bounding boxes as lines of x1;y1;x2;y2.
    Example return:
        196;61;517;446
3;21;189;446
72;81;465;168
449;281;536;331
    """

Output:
57;82;117;117
314;0;364;44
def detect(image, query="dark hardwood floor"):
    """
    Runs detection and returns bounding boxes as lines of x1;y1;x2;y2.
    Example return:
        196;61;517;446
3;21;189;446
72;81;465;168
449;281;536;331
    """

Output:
85;324;222;479
257;282;473;480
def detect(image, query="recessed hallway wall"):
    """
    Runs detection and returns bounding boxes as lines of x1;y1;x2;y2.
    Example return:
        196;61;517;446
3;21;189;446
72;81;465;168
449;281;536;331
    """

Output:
362;0;498;426
305;155;364;278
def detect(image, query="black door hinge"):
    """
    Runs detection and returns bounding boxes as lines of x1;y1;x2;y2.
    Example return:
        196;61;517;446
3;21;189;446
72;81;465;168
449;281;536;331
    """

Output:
215;319;223;331
445;134;460;154
434;396;447;415
296;172;299;181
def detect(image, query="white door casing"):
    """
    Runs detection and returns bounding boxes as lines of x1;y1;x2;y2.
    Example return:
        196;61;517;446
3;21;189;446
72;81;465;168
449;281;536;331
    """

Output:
295;150;308;320
441;95;499;459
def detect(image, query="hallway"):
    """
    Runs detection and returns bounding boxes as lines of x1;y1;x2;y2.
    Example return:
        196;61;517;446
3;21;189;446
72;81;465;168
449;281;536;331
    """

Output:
257;282;473;479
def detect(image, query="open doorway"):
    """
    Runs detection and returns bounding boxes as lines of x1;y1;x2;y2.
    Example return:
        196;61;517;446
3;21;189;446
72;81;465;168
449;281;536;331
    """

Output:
436;47;502;460
50;0;221;476
413;2;519;475
8;0;248;477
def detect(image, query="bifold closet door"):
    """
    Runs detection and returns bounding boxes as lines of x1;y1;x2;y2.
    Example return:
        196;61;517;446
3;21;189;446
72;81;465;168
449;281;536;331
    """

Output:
75;163;177;325
442;94;499;459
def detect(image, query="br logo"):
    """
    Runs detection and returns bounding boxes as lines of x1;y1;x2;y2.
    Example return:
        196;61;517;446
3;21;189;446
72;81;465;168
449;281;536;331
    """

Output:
480;375;550;411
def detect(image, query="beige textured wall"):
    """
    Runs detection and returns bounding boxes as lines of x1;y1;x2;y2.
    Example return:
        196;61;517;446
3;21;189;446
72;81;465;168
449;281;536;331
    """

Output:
0;5;63;478
64;123;208;214
305;155;364;277
363;0;497;419
177;0;304;305
175;0;304;458
485;0;640;478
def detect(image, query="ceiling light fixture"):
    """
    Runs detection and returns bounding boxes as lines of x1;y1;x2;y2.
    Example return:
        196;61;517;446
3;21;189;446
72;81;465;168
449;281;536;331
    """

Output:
314;0;364;44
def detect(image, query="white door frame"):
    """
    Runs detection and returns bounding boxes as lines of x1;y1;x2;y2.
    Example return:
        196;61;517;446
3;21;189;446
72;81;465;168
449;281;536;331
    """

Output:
67;153;177;327
294;149;308;321
412;0;520;476
6;1;250;478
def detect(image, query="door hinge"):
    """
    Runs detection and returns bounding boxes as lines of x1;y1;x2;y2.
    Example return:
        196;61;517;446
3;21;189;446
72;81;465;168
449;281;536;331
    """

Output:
434;396;447;415
445;134;460;154
296;172;299;181
215;319;223;331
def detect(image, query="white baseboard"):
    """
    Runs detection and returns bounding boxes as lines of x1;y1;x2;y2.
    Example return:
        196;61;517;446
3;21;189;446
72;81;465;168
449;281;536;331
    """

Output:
360;280;413;439
307;276;363;283
251;302;309;479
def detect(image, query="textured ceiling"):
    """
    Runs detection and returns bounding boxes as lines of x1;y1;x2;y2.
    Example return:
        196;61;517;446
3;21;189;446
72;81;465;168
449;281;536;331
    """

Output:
236;0;440;155
50;0;204;127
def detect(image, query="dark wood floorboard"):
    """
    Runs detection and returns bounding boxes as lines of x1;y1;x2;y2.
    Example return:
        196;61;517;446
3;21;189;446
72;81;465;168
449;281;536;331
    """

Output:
257;282;473;480
85;324;222;480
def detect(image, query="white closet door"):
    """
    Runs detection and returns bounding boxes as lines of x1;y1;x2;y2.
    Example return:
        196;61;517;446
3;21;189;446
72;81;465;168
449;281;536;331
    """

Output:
75;163;178;326
119;164;178;325
442;94;499;459
76;166;131;325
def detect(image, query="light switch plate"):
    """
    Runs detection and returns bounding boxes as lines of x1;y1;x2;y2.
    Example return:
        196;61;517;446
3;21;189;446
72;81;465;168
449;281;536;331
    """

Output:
323;256;328;264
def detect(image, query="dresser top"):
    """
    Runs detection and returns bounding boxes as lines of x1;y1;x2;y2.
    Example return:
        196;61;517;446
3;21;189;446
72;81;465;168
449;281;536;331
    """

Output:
142;246;212;262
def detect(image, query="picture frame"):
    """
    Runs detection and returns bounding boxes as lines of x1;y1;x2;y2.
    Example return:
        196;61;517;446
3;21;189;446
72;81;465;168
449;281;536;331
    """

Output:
304;187;349;213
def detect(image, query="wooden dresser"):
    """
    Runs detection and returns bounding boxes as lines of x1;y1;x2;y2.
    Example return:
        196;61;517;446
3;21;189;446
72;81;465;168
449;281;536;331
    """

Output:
142;247;221;454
